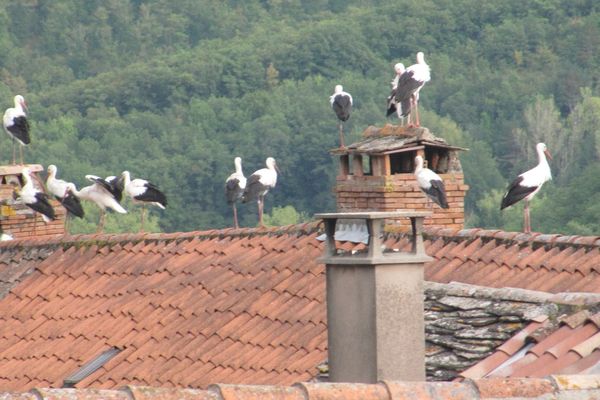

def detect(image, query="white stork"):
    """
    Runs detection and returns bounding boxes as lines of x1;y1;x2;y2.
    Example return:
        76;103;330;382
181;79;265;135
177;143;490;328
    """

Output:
121;171;167;232
46;165;84;219
386;63;406;123
501;143;552;234
392;52;431;127
13;167;56;223
414;155;449;209
74;175;127;232
225;157;246;229
242;157;278;227
329;85;353;148
3;95;30;165
105;175;124;203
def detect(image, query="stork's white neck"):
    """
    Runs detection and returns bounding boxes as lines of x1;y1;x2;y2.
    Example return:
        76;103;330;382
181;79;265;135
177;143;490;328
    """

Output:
122;171;131;185
414;156;424;173
234;158;243;174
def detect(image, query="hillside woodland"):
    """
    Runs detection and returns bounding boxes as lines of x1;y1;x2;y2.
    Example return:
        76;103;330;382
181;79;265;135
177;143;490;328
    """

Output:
1;0;599;234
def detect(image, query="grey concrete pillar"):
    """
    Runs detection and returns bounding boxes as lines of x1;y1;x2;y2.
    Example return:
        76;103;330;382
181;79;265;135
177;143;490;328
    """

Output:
315;211;432;383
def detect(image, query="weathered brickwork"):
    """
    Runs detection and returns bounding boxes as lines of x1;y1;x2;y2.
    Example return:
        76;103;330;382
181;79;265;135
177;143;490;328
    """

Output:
336;173;468;230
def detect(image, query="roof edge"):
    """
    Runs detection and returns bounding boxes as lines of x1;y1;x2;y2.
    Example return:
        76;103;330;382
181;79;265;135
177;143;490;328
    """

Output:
14;377;600;399
422;226;600;249
0;222;322;251
426;281;600;308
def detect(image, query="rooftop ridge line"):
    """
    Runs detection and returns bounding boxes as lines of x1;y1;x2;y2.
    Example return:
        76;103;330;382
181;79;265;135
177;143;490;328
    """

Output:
18;376;600;399
0;222;322;251
416;226;600;249
426;281;600;307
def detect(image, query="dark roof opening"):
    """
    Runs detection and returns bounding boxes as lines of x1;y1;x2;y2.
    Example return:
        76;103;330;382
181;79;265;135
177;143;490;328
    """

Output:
62;347;121;388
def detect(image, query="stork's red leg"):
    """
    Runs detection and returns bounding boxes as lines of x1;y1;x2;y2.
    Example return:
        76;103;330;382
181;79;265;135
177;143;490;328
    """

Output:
233;204;239;229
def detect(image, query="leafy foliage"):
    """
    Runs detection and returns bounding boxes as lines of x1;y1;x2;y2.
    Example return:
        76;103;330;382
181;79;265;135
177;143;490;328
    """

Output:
0;0;598;234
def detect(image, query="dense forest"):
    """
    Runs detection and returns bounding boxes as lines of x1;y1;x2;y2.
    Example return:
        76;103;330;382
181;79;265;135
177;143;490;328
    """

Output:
1;0;599;234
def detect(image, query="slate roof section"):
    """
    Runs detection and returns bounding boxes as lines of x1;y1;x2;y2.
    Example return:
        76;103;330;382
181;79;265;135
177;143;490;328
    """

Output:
330;125;467;156
3;377;600;399
0;224;599;389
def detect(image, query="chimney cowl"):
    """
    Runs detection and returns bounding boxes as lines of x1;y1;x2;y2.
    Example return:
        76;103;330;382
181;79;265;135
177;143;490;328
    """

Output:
333;125;469;231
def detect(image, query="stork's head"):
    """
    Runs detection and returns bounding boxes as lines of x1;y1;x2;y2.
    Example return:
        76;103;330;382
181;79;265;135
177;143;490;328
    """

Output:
334;84;343;94
416;52;425;64
15;95;27;111
537;142;552;160
394;63;405;74
47;164;57;176
121;170;131;182
266;157;279;173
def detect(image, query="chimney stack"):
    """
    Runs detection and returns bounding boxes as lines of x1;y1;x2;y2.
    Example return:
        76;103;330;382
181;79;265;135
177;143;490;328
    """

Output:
0;164;65;239
332;125;468;231
316;210;431;383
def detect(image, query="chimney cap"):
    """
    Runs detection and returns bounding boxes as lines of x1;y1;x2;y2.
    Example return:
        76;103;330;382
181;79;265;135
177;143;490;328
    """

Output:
330;125;468;156
315;211;431;220
0;164;44;176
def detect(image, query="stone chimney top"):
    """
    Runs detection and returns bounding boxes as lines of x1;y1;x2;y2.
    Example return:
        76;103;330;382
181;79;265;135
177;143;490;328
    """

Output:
333;125;469;231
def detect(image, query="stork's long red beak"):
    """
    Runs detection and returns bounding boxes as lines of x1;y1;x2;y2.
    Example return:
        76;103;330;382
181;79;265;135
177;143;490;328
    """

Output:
544;149;552;160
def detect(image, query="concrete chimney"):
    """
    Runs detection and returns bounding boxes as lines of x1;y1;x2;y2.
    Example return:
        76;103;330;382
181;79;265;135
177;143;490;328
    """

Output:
316;210;431;383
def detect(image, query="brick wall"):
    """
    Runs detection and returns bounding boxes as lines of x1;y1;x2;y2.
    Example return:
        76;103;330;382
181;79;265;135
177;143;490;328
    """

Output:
336;173;468;230
0;183;66;239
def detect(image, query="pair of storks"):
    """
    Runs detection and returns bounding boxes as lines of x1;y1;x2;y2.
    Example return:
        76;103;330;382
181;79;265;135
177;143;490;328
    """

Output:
329;52;431;148
13;166;167;233
225;157;278;228
402;143;553;234
404;143;552;234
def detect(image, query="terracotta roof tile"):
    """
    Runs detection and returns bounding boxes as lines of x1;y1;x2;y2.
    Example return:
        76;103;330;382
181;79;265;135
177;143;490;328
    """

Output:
472;376;554;398
1;224;600;390
210;384;304;400
296;382;390;400
459;351;511;380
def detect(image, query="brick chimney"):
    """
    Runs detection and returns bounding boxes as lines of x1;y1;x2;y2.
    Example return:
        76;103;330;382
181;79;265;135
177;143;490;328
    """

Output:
333;125;468;231
0;164;65;239
316;210;431;383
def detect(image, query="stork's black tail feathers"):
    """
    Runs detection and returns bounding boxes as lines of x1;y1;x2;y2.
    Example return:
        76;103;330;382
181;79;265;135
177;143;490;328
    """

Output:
60;190;85;218
136;183;167;208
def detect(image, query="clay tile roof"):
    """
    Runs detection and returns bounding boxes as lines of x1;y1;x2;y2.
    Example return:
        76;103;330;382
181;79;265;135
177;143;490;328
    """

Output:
4;377;600;399
0;224;599;390
464;305;600;380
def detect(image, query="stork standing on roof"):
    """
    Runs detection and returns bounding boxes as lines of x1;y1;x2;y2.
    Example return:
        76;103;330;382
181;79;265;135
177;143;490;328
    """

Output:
73;174;127;233
225;157;246;229
3;95;30;165
242;157;278;227
330;85;353;148
501;143;552;234
13;168;56;226
121;171;167;232
414;155;449;209
46;165;85;220
386;63;406;124
392;52;430;127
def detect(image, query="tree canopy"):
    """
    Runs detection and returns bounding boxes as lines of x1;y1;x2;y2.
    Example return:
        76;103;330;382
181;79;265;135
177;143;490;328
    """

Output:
0;0;598;234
